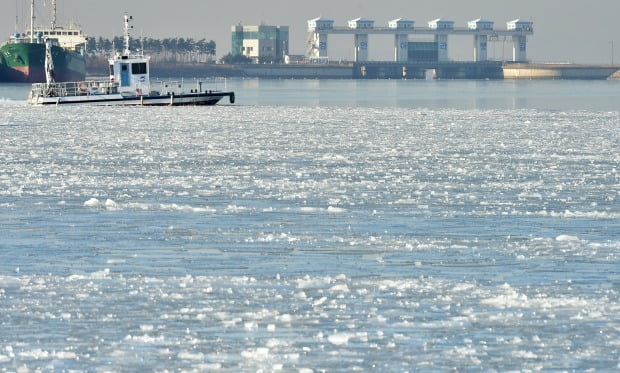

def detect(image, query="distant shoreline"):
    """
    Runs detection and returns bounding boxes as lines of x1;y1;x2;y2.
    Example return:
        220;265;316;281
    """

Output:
86;59;620;80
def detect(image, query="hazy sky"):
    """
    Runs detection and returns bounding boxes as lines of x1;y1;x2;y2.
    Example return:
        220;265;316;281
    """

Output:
2;0;620;64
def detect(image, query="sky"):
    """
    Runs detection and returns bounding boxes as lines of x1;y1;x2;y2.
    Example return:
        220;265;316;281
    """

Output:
2;0;620;64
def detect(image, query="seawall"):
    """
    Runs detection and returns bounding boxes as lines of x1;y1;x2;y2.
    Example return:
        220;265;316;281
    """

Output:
240;64;353;79
503;63;620;80
86;60;620;80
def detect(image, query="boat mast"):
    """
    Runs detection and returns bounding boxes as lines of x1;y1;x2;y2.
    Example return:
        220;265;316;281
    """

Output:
30;0;35;42
15;0;18;33
124;14;133;55
51;0;56;29
44;39;55;84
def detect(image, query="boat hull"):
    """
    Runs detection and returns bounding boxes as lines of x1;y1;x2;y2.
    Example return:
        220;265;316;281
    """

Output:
29;91;235;106
0;42;86;83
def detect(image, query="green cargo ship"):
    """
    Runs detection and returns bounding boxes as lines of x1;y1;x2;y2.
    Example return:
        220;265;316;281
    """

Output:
0;0;86;83
0;41;85;83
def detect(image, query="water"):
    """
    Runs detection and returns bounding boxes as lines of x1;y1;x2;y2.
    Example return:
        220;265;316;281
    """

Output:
3;78;620;110
0;79;619;371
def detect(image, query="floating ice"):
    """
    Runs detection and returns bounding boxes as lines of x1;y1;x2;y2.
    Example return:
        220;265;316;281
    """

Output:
139;324;154;332
0;103;618;371
177;351;205;361
327;332;353;345
105;198;119;211
327;206;346;213
83;198;100;207
555;235;580;242
241;347;270;360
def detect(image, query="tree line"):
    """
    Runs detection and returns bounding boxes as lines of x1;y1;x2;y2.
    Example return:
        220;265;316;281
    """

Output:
87;37;217;63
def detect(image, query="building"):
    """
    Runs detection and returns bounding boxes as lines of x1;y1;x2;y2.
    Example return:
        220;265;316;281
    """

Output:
468;19;494;62
307;18;334;61
307;17;533;63
389;18;415;62
507;20;533;62
231;24;289;63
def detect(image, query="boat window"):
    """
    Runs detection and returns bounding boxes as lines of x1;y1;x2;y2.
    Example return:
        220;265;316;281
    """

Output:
109;64;114;75
132;63;147;74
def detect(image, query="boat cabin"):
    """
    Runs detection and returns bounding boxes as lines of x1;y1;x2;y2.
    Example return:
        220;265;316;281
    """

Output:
109;54;150;96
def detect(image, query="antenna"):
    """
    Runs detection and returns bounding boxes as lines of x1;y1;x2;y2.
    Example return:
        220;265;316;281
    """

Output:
51;0;56;29
14;0;18;34
124;14;133;55
30;0;35;42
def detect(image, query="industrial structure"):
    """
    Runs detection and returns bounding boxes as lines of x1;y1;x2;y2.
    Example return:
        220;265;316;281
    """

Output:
231;23;289;63
307;17;533;63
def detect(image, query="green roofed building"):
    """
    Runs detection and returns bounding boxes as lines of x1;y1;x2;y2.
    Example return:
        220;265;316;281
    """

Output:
231;24;289;63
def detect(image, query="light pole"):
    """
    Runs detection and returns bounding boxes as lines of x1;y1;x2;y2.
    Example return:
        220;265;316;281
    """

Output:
610;40;614;66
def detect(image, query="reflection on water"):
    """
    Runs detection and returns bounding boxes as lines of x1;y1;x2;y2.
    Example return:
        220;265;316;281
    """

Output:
228;79;620;110
2;79;619;110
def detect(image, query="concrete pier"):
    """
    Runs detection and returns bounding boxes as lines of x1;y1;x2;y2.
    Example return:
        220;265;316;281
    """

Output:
353;61;504;79
87;61;620;81
503;63;620;80
239;62;619;80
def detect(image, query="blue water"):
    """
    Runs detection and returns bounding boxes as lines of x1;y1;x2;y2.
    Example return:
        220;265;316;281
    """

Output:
0;79;619;371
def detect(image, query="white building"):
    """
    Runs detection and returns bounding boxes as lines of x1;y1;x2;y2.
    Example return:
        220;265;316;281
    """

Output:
468;19;494;61
507;19;533;62
307;18;334;59
468;19;494;31
428;19;454;30
389;19;415;62
347;18;374;29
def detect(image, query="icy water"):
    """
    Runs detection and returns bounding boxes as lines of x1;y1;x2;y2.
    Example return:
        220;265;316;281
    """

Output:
0;80;619;371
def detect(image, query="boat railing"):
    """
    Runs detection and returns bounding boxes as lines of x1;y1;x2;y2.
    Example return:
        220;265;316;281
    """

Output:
30;80;120;98
153;81;183;96
30;77;229;99
151;77;228;95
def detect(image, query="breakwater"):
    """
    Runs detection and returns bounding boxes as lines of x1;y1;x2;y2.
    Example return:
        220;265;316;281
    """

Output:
503;63;619;80
87;61;620;80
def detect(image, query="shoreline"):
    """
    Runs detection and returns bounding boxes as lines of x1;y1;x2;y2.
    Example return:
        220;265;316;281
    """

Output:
84;59;620;81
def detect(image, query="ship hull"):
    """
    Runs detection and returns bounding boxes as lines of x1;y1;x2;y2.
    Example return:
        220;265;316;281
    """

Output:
29;89;235;106
0;42;85;83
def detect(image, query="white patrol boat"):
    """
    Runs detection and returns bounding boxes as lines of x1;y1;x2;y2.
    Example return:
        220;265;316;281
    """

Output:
28;14;235;106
